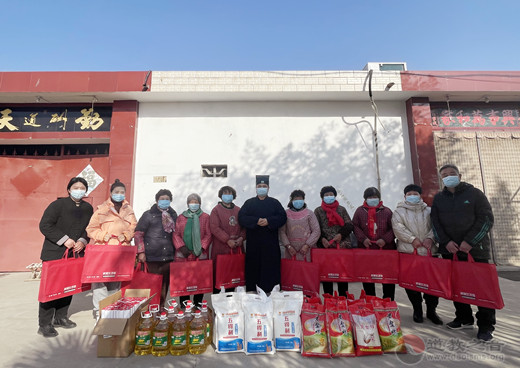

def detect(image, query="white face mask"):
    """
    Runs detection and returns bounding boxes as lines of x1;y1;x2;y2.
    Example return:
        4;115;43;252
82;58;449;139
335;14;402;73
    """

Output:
189;203;200;212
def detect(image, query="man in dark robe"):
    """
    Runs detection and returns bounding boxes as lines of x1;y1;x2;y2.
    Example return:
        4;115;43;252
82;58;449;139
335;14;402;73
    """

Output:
238;175;287;292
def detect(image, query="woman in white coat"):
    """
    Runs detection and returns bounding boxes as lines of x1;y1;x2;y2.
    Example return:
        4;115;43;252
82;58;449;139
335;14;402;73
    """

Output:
392;184;443;325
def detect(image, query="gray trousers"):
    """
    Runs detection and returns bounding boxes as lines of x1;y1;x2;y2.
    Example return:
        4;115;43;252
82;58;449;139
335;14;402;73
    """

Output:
92;282;121;311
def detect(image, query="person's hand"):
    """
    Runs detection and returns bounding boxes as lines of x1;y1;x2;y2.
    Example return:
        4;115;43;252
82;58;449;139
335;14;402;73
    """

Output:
422;238;433;250
227;240;236;248
459;241;472;254
117;234;126;243
64;239;75;249
363;239;372;248
103;233;111;242
376;239;386;248
332;234;342;243
73;241;85;252
300;244;310;255
235;237;244;247
179;246;191;258
257;218;268;226
411;238;422;249
446;241;459;254
286;245;297;257
322;238;330;248
137;253;146;263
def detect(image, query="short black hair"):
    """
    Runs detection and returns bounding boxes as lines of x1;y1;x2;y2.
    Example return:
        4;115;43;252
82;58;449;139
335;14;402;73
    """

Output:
363;187;381;200
155;189;173;202
288;189;306;209
439;164;459;174
320;186;337;198
110;179;126;192
218;186;236;199
404;184;422;195
67;177;88;191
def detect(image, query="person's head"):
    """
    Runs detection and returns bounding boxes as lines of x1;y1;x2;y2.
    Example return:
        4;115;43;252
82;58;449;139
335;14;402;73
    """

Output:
155;189;173;210
320;186;337;204
256;175;269;197
363;187;381;207
403;184;422;204
187;193;201;212
67;177;88;200
218;186;237;204
110;179;126;202
439;164;461;188
288;189;306;210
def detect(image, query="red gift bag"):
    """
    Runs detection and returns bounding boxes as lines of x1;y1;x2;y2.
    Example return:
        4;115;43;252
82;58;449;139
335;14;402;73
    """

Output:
281;256;320;296
121;263;162;305
81;243;137;283
311;245;354;282
214;248;246;289
351;248;399;284
38;251;91;303
451;253;504;309
170;259;213;297
398;250;452;299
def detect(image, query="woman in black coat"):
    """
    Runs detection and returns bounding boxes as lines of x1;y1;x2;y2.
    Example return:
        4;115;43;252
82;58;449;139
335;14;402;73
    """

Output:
38;177;93;337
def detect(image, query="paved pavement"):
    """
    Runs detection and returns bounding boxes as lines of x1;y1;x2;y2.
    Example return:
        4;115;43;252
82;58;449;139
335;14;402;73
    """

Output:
1;271;519;368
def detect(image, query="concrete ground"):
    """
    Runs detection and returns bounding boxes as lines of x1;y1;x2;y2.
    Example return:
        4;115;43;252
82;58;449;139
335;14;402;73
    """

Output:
1;272;519;368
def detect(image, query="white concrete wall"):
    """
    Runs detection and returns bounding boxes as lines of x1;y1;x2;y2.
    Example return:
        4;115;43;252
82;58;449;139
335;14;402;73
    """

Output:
133;101;412;221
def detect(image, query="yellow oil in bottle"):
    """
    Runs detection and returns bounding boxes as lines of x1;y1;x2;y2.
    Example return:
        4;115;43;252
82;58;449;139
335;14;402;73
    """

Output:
134;311;153;355
188;310;207;354
151;312;170;356
170;311;189;356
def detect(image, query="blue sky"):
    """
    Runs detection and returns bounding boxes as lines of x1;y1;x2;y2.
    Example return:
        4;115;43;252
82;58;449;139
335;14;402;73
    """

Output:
1;0;518;71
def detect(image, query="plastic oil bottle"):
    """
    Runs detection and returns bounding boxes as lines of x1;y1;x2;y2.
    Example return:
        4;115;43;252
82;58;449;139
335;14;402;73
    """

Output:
168;299;180;313
134;311;154;355
149;304;160;325
166;305;178;325
170;311;189;356
188;309;207;355
183;300;194;324
200;303;213;347
151;312;170;356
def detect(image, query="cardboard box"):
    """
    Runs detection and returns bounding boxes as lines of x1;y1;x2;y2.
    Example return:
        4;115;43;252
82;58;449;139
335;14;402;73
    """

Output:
92;289;152;357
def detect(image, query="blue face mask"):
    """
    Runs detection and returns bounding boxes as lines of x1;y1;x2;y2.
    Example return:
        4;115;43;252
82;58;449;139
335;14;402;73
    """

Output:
222;194;234;204
292;199;305;210
323;196;335;204
442;175;460;188
406;195;421;204
366;198;380;207
188;203;200;212
111;193;125;203
256;187;268;197
157;199;171;210
70;189;86;200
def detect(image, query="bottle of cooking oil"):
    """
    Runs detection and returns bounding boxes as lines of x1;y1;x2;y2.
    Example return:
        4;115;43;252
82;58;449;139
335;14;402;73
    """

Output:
168;299;180;313
188;309;207;354
200;303;212;347
170;311;189;356
183;300;194;324
149;304;160;325
151;312;170;356
134;311;153;355
166;305;177;325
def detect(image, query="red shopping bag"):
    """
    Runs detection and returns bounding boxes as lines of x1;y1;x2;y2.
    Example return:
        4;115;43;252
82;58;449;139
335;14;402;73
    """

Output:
311;244;354;282
351;248;399;284
38;251;91;303
451;253;504;309
81;243;137;283
214;248;246;289
121;263;162;305
281;256;320;296
398;250;452;299
170;259;213;297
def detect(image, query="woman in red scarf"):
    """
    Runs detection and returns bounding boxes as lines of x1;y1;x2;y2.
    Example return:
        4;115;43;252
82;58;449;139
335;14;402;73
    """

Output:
352;187;396;300
314;186;354;297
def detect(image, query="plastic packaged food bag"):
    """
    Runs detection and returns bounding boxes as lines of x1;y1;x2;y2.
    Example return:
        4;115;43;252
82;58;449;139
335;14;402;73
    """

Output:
301;297;330;358
324;296;355;357
349;301;383;356
372;299;406;353
211;287;246;353
242;286;275;355
271;285;304;352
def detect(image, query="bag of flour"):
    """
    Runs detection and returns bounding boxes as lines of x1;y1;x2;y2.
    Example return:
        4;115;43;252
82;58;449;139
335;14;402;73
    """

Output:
271;286;303;352
211;288;246;353
242;286;275;355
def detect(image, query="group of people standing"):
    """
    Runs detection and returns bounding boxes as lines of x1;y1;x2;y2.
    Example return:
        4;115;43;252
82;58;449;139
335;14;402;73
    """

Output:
37;166;497;342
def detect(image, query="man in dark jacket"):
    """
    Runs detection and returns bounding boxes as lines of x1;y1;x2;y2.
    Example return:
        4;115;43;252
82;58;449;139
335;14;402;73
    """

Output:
431;164;495;342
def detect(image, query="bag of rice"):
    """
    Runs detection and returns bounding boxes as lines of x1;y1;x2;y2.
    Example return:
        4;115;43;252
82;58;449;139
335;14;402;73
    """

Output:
211;288;246;353
242;286;275;355
301;297;330;358
372;299;406;353
349;301;383;356
271;286;304;352
324;296;355;357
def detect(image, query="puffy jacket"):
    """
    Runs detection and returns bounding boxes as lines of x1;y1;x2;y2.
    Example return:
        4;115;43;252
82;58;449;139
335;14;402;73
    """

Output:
86;198;137;245
135;204;178;261
392;200;437;256
173;211;212;261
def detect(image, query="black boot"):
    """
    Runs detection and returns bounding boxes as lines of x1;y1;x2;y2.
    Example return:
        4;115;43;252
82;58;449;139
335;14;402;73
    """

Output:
413;304;423;323
38;325;58;338
426;308;443;325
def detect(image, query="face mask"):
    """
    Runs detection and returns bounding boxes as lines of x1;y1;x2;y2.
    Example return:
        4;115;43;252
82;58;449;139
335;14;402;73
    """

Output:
222;194;234;204
406;195;421;204
157;199;170;210
189;203;200;212
256;187;268;197
111;193;125;202
292;199;305;210
442;175;460;188
70;189;86;200
323;196;335;204
366;198;380;207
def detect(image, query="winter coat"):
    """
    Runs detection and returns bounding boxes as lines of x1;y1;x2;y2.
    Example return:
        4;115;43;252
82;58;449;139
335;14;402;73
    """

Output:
431;182;494;259
352;205;396;250
392;200;437;256
209;203;246;260
279;207;321;261
173;211;212;261
39;197;93;261
86;198;137;245
314;205;354;248
135;204;178;262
